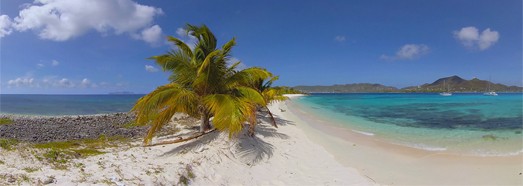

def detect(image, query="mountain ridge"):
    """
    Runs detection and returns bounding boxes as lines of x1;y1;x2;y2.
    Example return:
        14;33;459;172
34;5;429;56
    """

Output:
294;75;523;93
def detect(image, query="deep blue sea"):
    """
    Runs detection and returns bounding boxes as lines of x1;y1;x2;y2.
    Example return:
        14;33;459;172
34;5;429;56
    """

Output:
0;94;144;115
293;93;523;156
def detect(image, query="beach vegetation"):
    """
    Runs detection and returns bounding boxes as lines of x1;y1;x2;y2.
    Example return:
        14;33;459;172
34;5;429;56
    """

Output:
133;24;282;145
179;175;190;186
43;149;69;163
74;162;85;169
122;121;139;128
22;167;40;173
0;138;18;150
274;86;305;94
33;135;129;150
0;118;13;125
247;76;288;136
20;174;30;182
178;165;195;186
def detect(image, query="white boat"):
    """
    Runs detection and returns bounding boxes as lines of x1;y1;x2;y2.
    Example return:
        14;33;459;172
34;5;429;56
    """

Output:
483;91;498;96
440;80;452;96
483;77;498;96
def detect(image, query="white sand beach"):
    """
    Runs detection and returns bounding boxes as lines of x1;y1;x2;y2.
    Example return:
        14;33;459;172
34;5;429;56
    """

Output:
0;94;374;185
284;95;523;185
2;94;521;185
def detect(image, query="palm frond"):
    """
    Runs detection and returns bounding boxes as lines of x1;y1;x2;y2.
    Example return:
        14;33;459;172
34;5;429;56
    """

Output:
221;38;236;57
167;36;193;57
226;67;273;88
204;94;256;137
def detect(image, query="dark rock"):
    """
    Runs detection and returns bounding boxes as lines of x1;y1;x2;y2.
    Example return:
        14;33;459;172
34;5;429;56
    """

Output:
0;113;148;143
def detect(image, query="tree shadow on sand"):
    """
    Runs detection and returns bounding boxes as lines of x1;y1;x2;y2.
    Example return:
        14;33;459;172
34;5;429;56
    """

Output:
257;111;295;127
160;113;294;165
159;130;221;157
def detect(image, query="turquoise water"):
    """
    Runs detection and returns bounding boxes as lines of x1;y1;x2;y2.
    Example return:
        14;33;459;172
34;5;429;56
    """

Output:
294;93;523;156
0;94;144;115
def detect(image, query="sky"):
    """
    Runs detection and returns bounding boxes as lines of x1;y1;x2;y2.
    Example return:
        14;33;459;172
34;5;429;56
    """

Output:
0;0;521;94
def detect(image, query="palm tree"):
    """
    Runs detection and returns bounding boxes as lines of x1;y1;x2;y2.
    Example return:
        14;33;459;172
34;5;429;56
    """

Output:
247;76;288;136
132;24;273;145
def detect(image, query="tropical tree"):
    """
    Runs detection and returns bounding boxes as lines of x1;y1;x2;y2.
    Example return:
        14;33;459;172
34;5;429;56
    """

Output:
132;24;273;145
246;76;288;136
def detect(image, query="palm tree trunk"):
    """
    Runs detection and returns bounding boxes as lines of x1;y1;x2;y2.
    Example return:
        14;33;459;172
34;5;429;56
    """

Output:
247;110;257;137
265;106;278;128
200;112;211;132
248;123;256;137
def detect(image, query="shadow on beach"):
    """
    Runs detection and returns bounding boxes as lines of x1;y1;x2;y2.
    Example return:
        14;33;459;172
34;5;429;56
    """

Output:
160;113;294;165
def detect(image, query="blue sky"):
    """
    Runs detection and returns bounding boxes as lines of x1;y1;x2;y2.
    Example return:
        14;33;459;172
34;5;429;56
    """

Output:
1;0;521;94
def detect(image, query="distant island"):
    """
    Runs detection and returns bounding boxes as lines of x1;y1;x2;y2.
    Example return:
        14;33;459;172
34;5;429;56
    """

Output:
294;75;523;93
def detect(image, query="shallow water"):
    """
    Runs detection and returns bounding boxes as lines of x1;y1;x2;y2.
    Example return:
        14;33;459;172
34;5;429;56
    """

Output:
294;93;523;156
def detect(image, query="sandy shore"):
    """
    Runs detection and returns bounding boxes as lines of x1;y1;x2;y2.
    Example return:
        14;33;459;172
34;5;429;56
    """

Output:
284;95;523;185
3;94;518;185
0;95;374;185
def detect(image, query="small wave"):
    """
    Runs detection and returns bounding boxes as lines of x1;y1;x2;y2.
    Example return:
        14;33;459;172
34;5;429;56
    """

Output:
470;149;523;157
351;130;375;136
395;143;447;151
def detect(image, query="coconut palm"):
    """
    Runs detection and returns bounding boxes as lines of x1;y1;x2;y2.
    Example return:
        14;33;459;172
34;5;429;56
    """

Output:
247;76;288;136
132;24;272;145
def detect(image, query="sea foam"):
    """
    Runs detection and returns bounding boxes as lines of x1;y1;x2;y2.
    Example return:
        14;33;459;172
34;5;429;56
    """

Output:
395;142;448;152
351;129;375;136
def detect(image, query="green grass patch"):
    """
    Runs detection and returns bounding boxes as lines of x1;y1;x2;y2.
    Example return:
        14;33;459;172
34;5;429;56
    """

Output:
72;148;105;157
33;141;80;149
20;174;30;182
22;167;40;173
122;121;141;128
0;118;13;125
34;135;130;150
43;149;69;163
0;138;18;150
31;135;128;169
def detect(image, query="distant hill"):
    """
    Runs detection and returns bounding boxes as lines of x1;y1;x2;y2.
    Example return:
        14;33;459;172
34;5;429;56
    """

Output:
294;83;398;93
293;75;522;93
402;75;523;92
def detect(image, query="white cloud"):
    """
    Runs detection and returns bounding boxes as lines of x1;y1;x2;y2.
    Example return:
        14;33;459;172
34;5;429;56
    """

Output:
51;60;59;66
381;44;429;61
81;78;91;85
176;28;187;37
334;35;346;42
174;27;197;48
80;78;98;88
37;63;45;67
0;15;13;38
478;28;499;50
454;26;499;50
4;0;162;43
58;78;74;88
136;25;162;45
7;76;100;89
8;77;35;87
145;65;158;72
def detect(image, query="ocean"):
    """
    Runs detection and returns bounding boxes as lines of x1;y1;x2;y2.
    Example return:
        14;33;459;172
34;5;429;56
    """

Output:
293;93;523;156
0;94;144;116
2;93;522;156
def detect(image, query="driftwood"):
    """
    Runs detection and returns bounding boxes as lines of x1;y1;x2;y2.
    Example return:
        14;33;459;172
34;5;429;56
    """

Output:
144;128;217;147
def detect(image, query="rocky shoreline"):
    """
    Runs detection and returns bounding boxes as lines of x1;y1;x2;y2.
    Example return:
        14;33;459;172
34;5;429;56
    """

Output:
0;113;148;143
